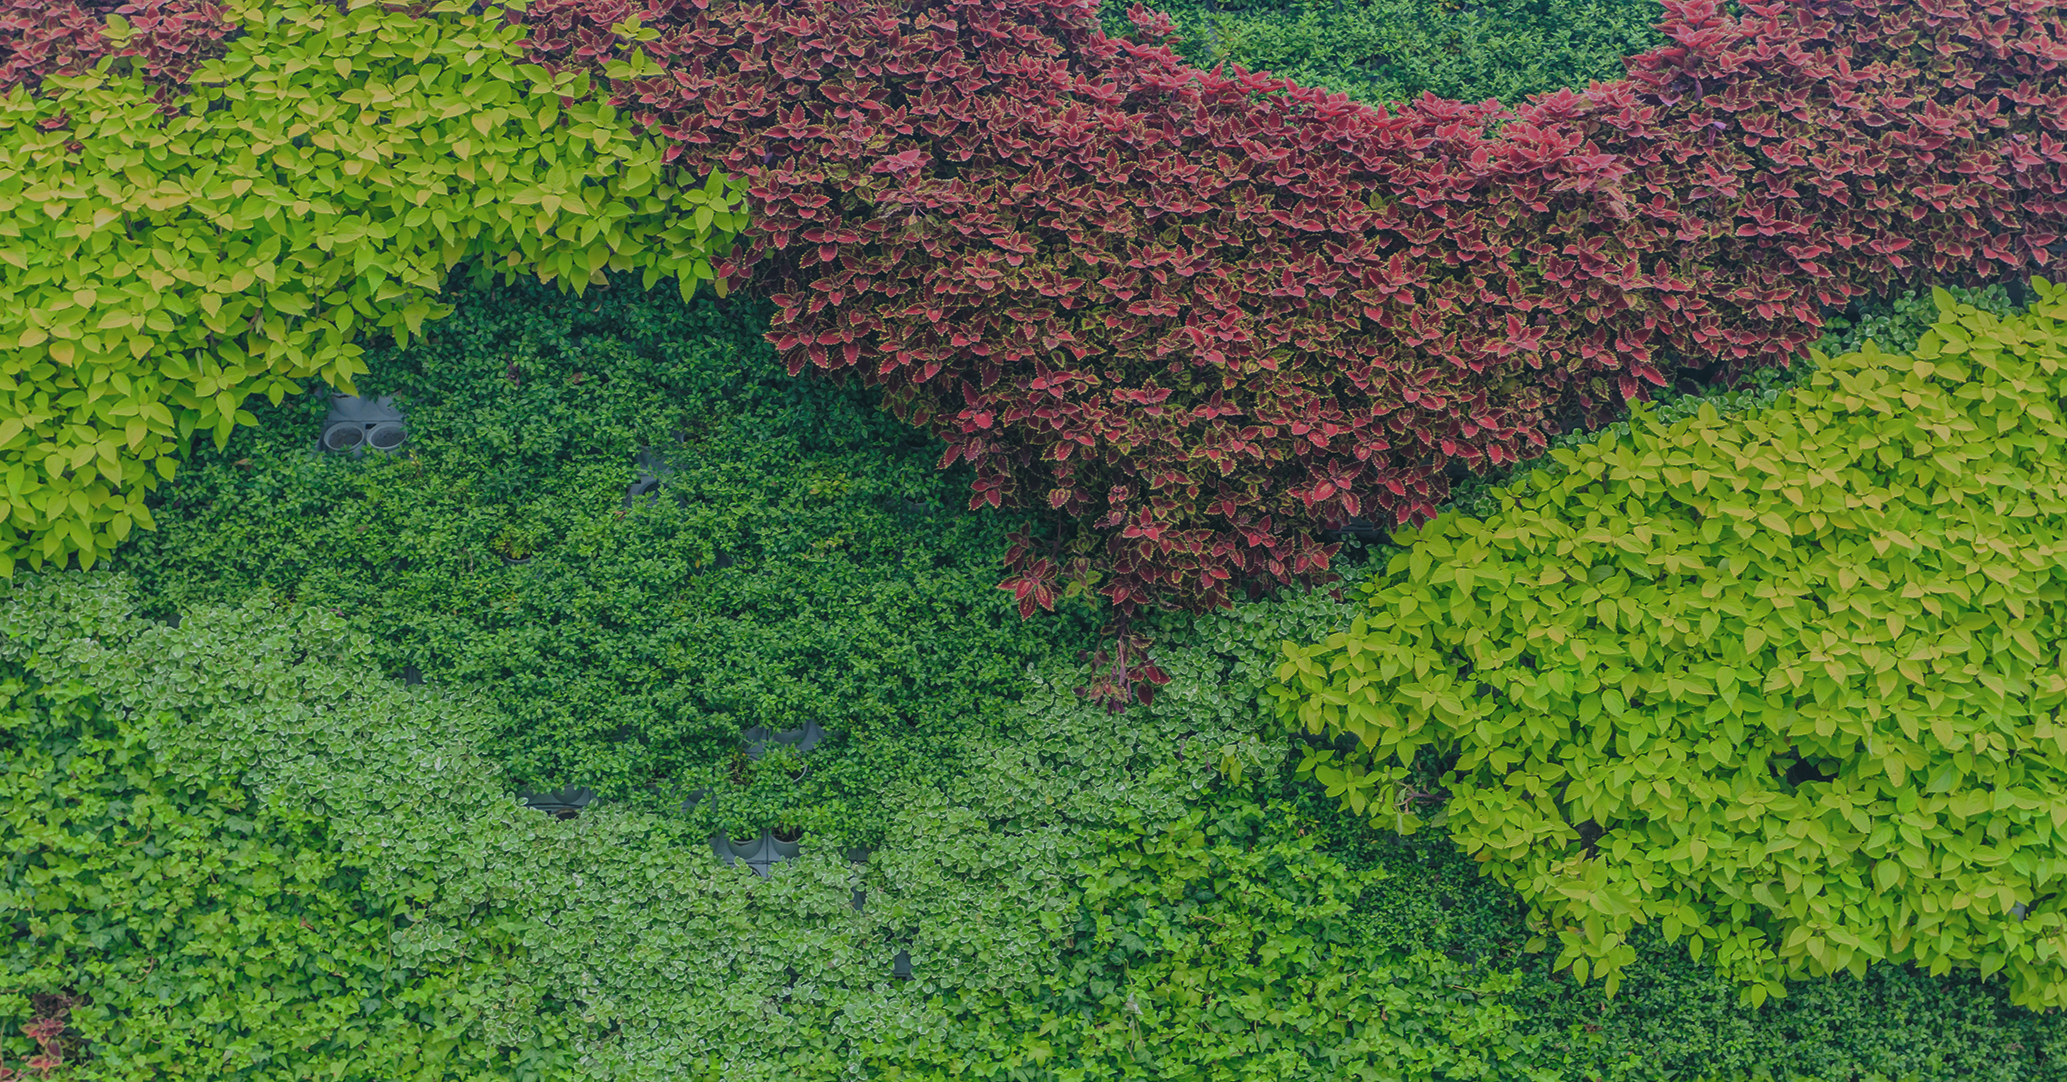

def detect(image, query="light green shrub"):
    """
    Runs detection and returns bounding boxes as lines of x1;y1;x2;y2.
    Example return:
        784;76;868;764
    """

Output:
1269;280;2067;1009
0;0;744;577
1817;282;2024;360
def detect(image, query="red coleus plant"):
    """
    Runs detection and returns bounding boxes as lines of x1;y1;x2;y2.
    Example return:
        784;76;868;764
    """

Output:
483;0;2067;637
1077;628;1171;710
0;994;78;1081
0;0;230;96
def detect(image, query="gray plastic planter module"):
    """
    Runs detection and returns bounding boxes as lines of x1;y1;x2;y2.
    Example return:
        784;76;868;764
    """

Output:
846;848;871;911
518;785;596;820
893;950;913;981
622;449;736;568
712;828;802;877
1324;516;1388;544
660;726;832;823
623;447;678;509
742;719;827;760
320;394;407;456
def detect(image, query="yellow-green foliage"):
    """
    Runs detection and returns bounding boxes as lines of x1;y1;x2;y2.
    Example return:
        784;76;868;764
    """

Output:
0;0;746;577
1269;281;2067;1010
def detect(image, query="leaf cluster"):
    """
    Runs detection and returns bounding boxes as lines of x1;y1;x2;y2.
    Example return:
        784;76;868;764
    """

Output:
115;279;1104;843
0;669;555;1081
0;0;233;96
1817;282;2024;362
1437;280;2027;523
1271;278;2067;1009
8;559;2065;1080
487;0;2067;624
0;0;745;577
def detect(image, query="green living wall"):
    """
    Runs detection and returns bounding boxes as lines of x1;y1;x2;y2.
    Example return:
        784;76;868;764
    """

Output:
5;0;2067;1077
5;278;2065;1081
8;560;2064;1081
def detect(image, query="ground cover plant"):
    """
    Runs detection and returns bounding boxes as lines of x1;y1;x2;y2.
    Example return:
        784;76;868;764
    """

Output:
1273;279;2067;1010
1098;0;1669;110
9;560;2066;1081
0;668;541;1081
0;572;1547;1082
115;277;1104;837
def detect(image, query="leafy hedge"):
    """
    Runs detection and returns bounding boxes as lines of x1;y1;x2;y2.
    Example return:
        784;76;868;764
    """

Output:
1101;0;1668;109
11;562;2066;1081
0;657;545;1080
1271;278;2067;1009
2;571;1551;1081
0;0;745;577
486;0;2067;626
117;278;1103;837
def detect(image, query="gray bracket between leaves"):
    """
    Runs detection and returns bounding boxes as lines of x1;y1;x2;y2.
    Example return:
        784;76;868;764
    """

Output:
624;447;734;569
674;720;832;814
320;394;407;456
518;785;595;820
742;718;825;760
711;828;802;877
1322;516;1388;545
624;447;679;508
847;847;870;911
842;849;908;979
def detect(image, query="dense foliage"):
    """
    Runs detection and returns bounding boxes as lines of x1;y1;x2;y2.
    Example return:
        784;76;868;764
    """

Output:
475;0;2067;626
10;0;2067;1076
0;0;231;96
0;667;543;1080
117;278;1103;835
1101;0;1668;109
0;0;745;577
1436;280;2027;520
9;0;2061;627
0;572;1535;1082
10;563;2064;1081
1272;280;2067;1008
1819;280;2027;361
